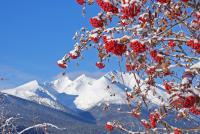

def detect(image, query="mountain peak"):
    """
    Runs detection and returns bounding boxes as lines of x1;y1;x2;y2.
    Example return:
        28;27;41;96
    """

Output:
75;74;87;80
13;80;40;91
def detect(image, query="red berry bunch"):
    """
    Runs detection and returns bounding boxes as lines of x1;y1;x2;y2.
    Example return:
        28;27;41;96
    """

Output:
105;40;127;56
168;40;176;48
181;0;189;2
163;81;172;94
146;66;156;75
186;39;200;53
121;2;140;19
126;63;135;72
96;0;118;14
141;119;151;129
90;34;100;43
149;111;160;128
139;16;147;23
90;37;99;43
174;128;182;134
150;50;164;63
130;40;146;54
190;106;200;115
157;0;170;4
105;122;114;131
76;0;85;5
57;60;67;69
183;95;196;108
90;17;104;28
69;51;80;59
96;62;105;69
171;95;197;108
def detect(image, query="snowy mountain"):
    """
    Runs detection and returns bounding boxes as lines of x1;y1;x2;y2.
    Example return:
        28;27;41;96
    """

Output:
2;71;168;111
1;71;200;134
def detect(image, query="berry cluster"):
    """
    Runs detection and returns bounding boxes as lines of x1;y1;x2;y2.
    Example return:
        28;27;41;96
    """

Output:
183;96;196;108
150;50;164;63
172;95;197;109
149;112;160;128
76;0;85;5
146;66;156;75
139;15;148;24
168;40;176;48
163;81;172;94
141;119;151;129
130;40;146;54
96;0;118;14
186;39;200;53
105;122;114;131
96;62;105;69
90;17;104;28
157;0;170;4
174;128;182;134
126;63;135;72
90;37;99;43
121;2;140;19
69;51;79;59
190;106;200;115
105;40;127;56
181;0;189;2
57;60;67;69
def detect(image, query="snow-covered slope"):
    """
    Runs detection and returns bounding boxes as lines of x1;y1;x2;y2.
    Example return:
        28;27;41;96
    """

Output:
2;80;64;111
74;75;127;110
51;76;72;93
2;71;168;111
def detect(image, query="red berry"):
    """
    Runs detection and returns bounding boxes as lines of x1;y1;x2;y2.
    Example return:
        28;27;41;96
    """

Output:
105;40;127;56
168;40;176;48
146;66;156;75
130;40;146;54
90;36;99;43
90;17;104;28
96;62;105;69
150;50;164;63
183;96;196;108
163;81;172;93
190;106;200;115
141;119;151;129
186;39;200;53
69;52;79;59
157;0;170;4
174;128;182;134
181;0;189;2
96;0;118;14
76;0;85;5
57;60;67;69
121;2;140;19
126;63;135;72
149;112;160;128
105;122;114;131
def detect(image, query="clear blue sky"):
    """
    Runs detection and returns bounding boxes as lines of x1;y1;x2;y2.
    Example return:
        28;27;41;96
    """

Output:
0;0;119;88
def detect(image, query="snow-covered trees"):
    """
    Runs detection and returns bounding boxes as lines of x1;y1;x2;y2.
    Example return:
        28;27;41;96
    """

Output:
58;0;200;133
0;92;65;134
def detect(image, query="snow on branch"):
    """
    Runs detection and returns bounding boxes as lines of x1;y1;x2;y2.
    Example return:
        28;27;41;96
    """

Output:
18;123;66;134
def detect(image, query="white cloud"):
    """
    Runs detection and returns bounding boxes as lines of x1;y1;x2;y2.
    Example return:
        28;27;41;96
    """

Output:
0;65;40;89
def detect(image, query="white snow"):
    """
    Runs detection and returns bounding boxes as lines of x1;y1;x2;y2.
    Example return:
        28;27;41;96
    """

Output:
3;80;40;99
3;71;168;111
191;61;200;69
74;75;127;110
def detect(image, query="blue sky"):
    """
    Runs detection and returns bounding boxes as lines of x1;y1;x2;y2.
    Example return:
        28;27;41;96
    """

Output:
0;0;119;88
